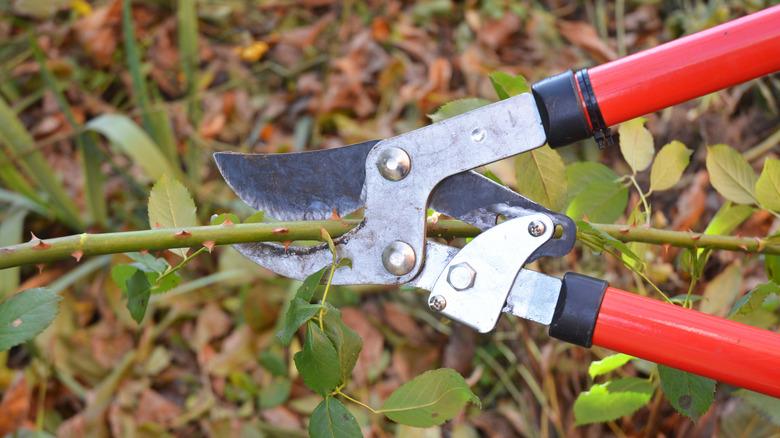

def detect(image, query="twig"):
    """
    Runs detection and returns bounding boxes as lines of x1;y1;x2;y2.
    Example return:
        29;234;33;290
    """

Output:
1;220;778;270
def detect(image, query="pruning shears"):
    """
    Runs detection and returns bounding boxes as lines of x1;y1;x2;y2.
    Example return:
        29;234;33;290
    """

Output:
215;6;780;398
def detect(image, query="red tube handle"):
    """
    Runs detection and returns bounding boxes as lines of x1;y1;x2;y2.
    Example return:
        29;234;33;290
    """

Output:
592;287;780;397
588;5;780;127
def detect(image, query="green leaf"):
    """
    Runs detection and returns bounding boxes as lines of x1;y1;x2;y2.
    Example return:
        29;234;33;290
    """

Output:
705;144;758;204
729;282;779;317
489;71;529;100
111;264;140;293
0;288;61;351
574;377;654;425
658;365;715;419
296;266;329;302
649;141;692;192
152;272;181;295
734;389;780;425
309;397;362;438
380;368;480;427
293;322;341;395
86;114;180;181
428;98;491;123
258;377;292;409
566;180;628;223
276;298;321;346
514;145;567;211
148;174;198;258
126;269;152;323
127;252;169;274
690;202;754;258
322;305;363;383
565;161;620;204
576;221;644;267
618;117;654;173
243;211;266;223
588;354;634;379
755;158;780;212
766;255;780;284
699;262;742;316
259;350;288;377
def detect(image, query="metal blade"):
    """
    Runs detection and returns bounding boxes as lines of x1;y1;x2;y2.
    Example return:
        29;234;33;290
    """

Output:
214;140;378;221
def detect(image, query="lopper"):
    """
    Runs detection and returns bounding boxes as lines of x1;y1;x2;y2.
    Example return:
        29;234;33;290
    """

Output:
215;6;780;398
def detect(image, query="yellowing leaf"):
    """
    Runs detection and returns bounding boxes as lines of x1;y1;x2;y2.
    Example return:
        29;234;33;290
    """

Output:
649;141;692;192
574;377;654;425
588;353;634;379
705;144;758;205
699;262;742;316
148;174;198;258
618;117;654;173
380;368;480;427
755;158;780;212
514;145;567;211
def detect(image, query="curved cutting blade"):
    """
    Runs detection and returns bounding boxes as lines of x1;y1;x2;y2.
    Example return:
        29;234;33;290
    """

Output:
215;145;575;281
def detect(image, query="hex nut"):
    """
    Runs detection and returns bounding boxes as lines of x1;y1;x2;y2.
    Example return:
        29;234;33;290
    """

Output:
447;262;476;290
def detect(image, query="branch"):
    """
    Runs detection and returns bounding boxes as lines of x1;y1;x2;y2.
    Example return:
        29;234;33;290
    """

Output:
0;220;777;270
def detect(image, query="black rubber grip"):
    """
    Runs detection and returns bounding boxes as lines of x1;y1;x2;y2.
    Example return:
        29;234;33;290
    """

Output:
548;272;608;347
531;70;592;148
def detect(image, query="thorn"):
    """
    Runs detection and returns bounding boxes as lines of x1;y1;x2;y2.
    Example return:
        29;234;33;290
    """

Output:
662;244;670;256
283;240;292;251
31;234;51;250
203;241;216;252
754;237;765;252
331;208;341;220
140;249;149;255
273;227;289;234
175;230;192;238
72;250;84;262
691;234;701;241
29;232;39;242
222;218;234;226
36;264;44;273
739;244;749;252
153;222;162;229
619;227;630;234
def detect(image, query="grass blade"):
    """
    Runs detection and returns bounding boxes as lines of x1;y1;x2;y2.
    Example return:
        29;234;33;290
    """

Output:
0;96;83;229
0;208;27;299
177;0;201;182
122;0;178;165
32;39;108;227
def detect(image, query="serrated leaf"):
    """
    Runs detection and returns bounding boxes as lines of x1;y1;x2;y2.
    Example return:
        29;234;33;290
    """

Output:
296;266;329;302
210;213;240;225
755;158;780;212
127;252;169;273
293;322;341;395
309;397;362;438
588;354;634;379
380;368;480;427
734;389;780;425
86;114;179;181
489;71;529;100
152;272;181;294
126;269;152;323
705;144;758;204
658;365;715;419
276;298;321;346
729;282;779;317
148;174;197;258
428;98;491;123
0;288;61;351
576;221;644;267
565;161;619;204
574;377;654;425
618;117;654;173
566;180;628;223
649;141;692;192
243;211;265;223
699;262;742;316
322;305;362;383
514;145;567;211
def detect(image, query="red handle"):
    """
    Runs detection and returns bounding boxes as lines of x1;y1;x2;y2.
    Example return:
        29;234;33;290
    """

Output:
592;287;780;397
588;5;780;126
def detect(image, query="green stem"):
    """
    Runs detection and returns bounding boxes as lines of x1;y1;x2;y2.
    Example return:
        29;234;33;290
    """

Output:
629;175;651;225
1;220;779;270
335;389;379;414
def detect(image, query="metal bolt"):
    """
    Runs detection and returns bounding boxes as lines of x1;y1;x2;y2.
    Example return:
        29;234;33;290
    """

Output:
376;147;411;181
528;220;546;237
382;241;416;276
471;127;486;142
447;262;476;290
429;295;447;311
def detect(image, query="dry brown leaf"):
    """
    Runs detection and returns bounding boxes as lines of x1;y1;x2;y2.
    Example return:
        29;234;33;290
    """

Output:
557;21;617;62
0;374;31;435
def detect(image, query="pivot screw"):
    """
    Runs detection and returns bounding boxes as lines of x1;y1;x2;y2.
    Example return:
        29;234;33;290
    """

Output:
447;262;476;290
429;295;447;311
471;128;486;142
382;241;416;276
528;220;546;237
376;147;411;181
